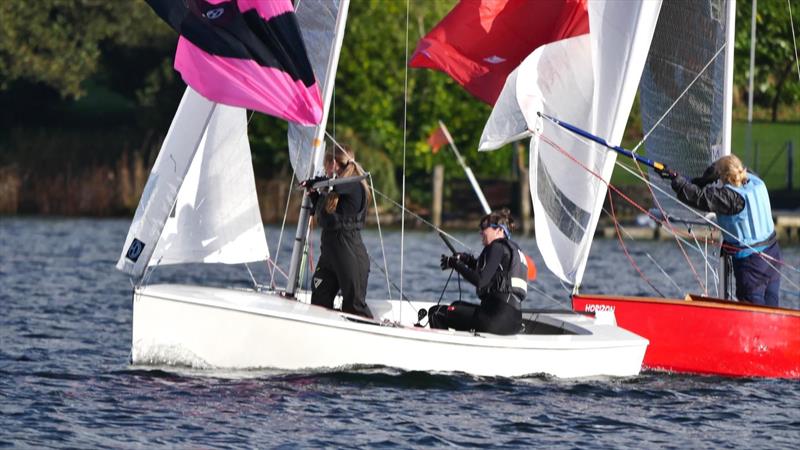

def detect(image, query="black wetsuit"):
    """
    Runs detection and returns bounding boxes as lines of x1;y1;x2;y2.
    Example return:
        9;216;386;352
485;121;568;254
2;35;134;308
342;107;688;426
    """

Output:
310;182;372;318
429;240;523;335
671;171;781;306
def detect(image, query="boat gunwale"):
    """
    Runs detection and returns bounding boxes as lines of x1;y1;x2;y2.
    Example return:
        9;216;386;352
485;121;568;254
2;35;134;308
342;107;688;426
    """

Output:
573;293;800;318
134;284;649;351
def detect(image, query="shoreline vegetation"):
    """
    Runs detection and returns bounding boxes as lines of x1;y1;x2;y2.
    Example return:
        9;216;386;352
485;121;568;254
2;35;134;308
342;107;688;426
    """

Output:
1;1;798;227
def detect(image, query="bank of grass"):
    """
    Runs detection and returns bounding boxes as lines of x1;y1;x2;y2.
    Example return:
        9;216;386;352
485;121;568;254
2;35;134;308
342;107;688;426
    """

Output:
613;120;800;189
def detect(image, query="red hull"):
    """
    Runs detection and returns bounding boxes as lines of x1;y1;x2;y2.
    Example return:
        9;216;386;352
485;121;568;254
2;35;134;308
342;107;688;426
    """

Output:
572;294;800;378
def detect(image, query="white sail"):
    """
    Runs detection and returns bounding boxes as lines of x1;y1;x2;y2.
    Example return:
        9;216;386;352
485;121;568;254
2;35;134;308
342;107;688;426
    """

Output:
149;104;269;266
288;0;342;180
117;87;216;277
479;1;662;286
570;0;663;287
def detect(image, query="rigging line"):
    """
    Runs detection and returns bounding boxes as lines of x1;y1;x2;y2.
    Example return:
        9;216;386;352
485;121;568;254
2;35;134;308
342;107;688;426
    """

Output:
367;252;412;303
613;156;800;287
368;173;394;301
370;188;475;252
607;191;666;297
686;226;712;296
270;171;297;289
323;130;477;253
631;43;728;154
244;262;258;289
789;0;800;83
399;0;411;319
527;283;565;308
540;132;706;291
600;206;686;295
577;123;798;280
629;154;706;294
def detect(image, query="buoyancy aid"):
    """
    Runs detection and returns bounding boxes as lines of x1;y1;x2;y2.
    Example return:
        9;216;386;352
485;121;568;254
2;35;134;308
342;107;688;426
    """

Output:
477;238;528;307
717;174;775;258
315;184;367;231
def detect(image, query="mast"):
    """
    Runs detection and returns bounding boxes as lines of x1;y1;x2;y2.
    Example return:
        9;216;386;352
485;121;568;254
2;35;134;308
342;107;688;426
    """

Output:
722;0;736;156
721;0;738;298
286;0;350;297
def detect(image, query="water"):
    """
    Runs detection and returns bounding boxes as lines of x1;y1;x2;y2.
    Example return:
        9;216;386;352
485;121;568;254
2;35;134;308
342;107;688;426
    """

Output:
1;217;798;448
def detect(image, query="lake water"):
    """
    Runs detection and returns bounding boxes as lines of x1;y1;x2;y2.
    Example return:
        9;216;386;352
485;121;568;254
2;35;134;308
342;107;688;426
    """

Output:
1;217;798;448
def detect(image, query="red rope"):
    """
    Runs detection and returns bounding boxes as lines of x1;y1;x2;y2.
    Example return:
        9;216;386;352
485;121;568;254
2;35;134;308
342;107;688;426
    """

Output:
538;133;706;293
607;189;665;296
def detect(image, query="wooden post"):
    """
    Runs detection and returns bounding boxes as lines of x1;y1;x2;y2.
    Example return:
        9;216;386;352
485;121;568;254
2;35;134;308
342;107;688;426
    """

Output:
516;142;532;236
432;164;444;228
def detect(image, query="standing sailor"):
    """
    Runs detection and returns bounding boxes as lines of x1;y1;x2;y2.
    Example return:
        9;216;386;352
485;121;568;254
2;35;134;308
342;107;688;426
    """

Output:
430;208;529;335
303;147;372;318
657;154;781;306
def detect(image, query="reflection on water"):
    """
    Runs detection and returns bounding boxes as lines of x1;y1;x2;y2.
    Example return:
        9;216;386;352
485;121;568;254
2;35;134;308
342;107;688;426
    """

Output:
0;218;798;448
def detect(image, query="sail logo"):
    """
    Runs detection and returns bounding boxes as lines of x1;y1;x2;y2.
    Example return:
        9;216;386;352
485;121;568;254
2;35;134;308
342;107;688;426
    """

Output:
205;7;225;20
483;55;506;64
126;238;146;262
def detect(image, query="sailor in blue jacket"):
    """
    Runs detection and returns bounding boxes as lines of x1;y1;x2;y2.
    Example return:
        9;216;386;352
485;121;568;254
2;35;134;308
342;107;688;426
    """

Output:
657;155;782;306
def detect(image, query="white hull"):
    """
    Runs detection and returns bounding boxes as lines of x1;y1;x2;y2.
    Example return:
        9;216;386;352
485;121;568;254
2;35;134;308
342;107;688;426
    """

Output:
131;284;648;378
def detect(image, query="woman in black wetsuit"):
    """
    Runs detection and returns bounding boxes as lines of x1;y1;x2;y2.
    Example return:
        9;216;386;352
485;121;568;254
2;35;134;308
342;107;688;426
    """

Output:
429;208;530;335
307;147;372;318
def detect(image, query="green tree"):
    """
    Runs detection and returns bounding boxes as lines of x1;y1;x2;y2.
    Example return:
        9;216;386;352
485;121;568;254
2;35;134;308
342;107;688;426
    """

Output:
0;0;169;99
734;0;800;121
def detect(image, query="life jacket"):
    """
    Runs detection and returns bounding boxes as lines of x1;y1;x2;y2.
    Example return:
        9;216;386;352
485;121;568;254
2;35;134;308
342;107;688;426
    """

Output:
478;238;528;307
717;174;775;258
315;184;367;231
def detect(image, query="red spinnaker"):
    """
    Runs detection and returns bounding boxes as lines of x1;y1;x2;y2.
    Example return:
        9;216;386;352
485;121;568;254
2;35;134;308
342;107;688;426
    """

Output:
146;0;322;125
410;0;589;105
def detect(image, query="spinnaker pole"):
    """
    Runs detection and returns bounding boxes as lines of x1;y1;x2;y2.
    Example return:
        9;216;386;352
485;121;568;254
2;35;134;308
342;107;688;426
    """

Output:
286;0;350;297
538;112;671;173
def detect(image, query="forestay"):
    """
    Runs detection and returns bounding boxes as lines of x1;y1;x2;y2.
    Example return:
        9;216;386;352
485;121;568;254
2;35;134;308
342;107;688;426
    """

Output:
480;1;662;287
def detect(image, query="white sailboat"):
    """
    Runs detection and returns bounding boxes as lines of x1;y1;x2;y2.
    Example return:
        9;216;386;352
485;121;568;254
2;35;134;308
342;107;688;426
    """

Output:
118;0;649;378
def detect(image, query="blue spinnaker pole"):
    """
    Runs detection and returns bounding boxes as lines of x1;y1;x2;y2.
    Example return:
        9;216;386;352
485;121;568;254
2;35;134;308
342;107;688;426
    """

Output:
538;112;668;172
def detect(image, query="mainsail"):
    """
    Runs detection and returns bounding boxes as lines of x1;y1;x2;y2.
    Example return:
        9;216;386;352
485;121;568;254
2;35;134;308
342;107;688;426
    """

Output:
288;0;342;180
409;0;589;105
640;0;735;219
479;1;662;286
145;0;323;125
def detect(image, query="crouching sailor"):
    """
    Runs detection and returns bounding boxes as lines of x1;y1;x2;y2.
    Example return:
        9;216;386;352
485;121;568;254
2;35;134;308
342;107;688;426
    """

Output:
303;147;373;319
657;154;782;306
429;208;529;335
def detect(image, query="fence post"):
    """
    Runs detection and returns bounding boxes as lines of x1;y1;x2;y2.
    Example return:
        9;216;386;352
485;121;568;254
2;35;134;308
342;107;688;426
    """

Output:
432;164;444;228
787;140;794;191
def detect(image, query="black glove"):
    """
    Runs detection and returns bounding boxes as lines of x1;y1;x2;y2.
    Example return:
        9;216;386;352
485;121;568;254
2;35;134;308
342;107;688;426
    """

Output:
691;164;719;187
440;254;456;270
300;175;329;190
654;166;678;180
453;252;476;267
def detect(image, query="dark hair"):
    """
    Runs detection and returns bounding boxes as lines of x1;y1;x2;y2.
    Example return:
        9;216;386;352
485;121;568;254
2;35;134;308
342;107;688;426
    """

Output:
479;208;516;232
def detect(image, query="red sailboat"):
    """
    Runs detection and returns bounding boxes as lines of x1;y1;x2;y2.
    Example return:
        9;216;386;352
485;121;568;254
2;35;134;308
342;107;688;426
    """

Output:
572;294;800;378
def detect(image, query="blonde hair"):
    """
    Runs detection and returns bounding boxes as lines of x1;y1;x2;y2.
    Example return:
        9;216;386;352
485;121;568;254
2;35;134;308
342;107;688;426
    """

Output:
715;155;747;187
323;146;370;214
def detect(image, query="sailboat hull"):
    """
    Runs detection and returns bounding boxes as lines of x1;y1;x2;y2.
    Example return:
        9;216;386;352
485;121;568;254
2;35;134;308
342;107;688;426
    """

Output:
572;294;800;378
131;284;648;378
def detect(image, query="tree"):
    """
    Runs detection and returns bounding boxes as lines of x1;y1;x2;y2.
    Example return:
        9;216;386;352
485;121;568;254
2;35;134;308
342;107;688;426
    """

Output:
734;0;800;121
